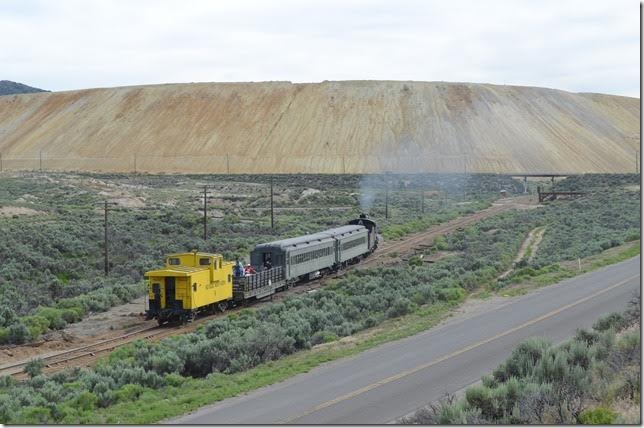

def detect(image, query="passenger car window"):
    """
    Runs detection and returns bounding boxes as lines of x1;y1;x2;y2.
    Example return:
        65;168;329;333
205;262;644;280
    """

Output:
199;258;210;266
168;258;180;265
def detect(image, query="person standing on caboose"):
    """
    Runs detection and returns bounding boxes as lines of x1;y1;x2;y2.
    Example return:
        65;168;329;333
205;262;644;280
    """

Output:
234;259;244;277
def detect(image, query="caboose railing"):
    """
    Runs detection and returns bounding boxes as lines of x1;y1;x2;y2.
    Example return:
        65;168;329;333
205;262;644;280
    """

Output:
233;267;285;301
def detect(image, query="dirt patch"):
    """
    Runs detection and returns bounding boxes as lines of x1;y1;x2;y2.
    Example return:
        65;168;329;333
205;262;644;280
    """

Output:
300;188;321;198
527;227;546;263
64;296;151;340
0;297;153;365
498;226;545;279
0;206;44;216
97;191;146;208
440;294;510;329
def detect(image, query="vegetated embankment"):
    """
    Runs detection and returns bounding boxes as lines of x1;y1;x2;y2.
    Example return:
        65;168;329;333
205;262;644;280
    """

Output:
0;81;638;173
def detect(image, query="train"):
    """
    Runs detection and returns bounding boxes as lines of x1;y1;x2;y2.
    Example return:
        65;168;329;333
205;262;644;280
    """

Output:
145;214;378;325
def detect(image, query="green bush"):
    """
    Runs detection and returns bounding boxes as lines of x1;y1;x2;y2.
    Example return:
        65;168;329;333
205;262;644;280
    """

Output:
386;297;412;318
437;287;465;302
7;322;30;344
311;331;339;346
22;315;50;340
578;407;617;424
15;406;52;424
36;307;67;330
407;300;641;425
433;235;448;250
593;313;625;332
24;358;44;378
74;391;98;411
0;306;17;327
114;383;144;403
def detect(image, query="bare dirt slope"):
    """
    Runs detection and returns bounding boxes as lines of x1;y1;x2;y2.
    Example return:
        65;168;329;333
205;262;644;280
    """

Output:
0;81;638;173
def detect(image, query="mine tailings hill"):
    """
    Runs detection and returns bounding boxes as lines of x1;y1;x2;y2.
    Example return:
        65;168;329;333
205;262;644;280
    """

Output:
0;81;638;174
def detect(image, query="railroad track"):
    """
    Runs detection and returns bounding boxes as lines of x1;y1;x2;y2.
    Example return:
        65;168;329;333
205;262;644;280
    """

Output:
0;325;166;378
359;200;520;268
4;196;534;379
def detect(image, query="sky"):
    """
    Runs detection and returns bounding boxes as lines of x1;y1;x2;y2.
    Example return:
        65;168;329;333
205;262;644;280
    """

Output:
0;0;640;97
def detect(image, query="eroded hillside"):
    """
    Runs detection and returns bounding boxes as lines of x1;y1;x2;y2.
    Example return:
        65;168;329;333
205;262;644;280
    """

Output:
0;81;638;173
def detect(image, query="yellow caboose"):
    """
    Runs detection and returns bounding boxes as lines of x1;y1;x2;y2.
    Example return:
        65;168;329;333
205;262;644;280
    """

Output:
145;251;234;325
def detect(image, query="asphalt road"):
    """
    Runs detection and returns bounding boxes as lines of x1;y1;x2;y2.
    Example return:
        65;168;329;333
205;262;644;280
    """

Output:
171;257;640;424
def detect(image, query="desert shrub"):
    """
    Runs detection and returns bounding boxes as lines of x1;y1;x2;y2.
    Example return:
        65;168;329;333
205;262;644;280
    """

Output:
578;407;617;424
407;304;640;425
36;307;67;330
386;297;412;318
437;287;465;303
7;322;30;344
146;352;183;375
14;406;52;424
74;391;98;411
24;358;44;378
311;331;339;346
0;306;17;328
408;255;423;266
0;375;14;388
92;381;114;408
593;313;626;332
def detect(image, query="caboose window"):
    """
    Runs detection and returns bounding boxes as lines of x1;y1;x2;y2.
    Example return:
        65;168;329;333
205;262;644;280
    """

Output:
169;258;180;265
199;258;211;266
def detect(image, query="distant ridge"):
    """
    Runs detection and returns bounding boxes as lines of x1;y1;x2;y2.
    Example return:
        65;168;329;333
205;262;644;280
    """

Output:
0;81;638;174
0;80;48;96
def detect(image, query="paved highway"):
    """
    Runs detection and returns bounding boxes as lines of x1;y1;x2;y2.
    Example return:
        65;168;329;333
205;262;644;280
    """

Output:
171;257;640;424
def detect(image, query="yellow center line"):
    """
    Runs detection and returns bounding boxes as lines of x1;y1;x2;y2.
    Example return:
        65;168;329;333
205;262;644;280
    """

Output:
280;274;639;424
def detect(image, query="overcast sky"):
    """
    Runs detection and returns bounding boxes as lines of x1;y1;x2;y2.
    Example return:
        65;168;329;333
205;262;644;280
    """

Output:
1;0;639;96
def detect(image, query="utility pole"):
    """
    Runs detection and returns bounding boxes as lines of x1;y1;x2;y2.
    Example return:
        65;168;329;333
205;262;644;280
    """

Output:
39;151;42;172
384;173;389;220
270;175;274;229
342;156;346;174
420;186;425;215
101;201;117;276
203;185;208;241
133;154;137;173
636;150;639;174
226;153;230;174
104;201;108;275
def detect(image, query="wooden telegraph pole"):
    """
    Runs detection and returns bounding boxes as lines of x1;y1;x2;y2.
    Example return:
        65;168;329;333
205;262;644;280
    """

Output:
420;186;425;215
203;185;208;241
384;173;389;220
39;151;43;172
102;201;118;276
636;150;639;174
270;176;274;229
